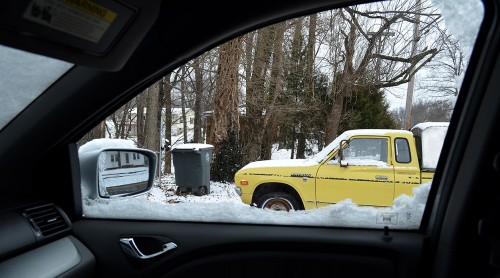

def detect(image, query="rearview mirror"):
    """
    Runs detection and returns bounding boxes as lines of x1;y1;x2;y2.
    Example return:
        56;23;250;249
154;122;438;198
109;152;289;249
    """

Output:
80;148;157;199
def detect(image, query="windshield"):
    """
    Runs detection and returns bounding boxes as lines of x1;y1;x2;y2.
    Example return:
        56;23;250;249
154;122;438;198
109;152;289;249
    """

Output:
0;45;73;131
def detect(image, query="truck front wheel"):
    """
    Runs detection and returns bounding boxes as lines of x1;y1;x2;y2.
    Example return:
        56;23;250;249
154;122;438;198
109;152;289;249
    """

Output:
256;193;300;212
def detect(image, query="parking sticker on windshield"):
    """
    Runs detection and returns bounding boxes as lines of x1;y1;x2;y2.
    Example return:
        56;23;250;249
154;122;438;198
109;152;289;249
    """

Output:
23;0;117;43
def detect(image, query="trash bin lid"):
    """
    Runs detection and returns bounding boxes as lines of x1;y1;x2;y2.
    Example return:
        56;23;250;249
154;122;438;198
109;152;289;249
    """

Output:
171;143;214;151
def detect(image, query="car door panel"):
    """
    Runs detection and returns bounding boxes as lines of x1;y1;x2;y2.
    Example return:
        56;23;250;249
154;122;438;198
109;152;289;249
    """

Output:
316;164;396;207
72;220;424;277
316;137;395;207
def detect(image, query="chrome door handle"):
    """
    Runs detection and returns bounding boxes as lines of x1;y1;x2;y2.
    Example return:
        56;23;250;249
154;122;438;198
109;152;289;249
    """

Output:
119;237;177;259
375;175;388;180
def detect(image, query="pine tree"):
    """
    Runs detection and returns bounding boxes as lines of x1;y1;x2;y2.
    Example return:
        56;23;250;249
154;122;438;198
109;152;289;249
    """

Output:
210;131;243;182
339;88;397;133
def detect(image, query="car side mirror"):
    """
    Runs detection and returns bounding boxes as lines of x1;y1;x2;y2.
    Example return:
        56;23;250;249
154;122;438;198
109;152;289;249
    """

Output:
339;139;350;167
79;148;157;199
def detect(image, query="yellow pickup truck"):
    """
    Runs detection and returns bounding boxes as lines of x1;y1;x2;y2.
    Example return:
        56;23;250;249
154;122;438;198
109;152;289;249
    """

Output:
234;122;449;211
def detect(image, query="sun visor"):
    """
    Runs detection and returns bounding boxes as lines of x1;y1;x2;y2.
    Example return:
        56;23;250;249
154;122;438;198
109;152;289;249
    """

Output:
0;0;160;71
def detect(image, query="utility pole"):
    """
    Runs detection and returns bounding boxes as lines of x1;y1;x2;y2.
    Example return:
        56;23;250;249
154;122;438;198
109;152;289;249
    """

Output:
404;0;422;130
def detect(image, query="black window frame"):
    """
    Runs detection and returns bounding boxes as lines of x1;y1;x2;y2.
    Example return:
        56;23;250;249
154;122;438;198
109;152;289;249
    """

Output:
394;137;411;163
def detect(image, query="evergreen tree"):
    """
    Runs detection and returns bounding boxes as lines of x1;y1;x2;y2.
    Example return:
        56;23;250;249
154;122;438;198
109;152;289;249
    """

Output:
339;88;396;134
210;131;244;182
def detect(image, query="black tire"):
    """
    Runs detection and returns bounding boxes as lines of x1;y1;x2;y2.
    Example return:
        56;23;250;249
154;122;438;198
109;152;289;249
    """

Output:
256;193;300;212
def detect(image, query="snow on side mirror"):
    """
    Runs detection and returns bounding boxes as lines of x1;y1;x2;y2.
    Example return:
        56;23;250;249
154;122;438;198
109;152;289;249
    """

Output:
79;148;157;199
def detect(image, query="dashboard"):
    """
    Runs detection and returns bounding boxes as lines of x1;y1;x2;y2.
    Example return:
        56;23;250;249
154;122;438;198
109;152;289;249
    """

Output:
0;202;95;277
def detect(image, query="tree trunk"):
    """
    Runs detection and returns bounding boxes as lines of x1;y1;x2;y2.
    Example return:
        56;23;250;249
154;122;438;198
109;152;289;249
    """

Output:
163;74;173;174
144;83;160;153
136;94;147;148
243;26;275;162
325;93;344;142
325;12;356;143
117;102;130;138
211;36;244;182
193;57;203;143
180;67;188;143
213;37;242;145
259;22;286;160
296;14;317;159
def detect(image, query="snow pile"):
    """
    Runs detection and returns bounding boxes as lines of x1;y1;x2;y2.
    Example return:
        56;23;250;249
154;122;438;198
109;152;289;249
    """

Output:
78;138;137;153
83;173;431;230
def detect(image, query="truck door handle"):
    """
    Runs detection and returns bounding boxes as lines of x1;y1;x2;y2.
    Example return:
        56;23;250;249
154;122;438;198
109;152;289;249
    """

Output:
375;175;388;180
120;237;177;259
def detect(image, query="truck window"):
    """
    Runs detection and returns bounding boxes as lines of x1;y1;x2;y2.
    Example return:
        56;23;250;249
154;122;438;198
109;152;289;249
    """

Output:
343;138;388;163
395;138;411;163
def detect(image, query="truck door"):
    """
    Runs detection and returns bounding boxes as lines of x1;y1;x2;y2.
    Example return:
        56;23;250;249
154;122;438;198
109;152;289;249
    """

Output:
315;137;395;207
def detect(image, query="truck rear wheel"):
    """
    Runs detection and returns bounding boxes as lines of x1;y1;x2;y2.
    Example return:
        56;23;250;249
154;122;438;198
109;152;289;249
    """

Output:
256;193;300;212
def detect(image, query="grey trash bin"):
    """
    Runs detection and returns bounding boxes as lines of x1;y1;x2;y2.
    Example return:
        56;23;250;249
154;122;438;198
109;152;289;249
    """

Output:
171;143;214;196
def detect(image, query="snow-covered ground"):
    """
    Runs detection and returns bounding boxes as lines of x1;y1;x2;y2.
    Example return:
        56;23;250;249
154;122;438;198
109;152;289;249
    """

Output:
80;137;431;230
147;142;302;205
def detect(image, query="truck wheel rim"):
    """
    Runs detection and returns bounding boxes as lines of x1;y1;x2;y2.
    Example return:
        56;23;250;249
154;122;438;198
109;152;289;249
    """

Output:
263;198;293;211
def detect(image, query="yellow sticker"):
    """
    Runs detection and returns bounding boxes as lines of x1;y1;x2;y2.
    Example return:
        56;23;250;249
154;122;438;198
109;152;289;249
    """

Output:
24;0;118;43
63;0;116;23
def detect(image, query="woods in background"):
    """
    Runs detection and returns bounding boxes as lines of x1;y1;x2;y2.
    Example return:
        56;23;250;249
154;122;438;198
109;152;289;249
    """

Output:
78;0;465;182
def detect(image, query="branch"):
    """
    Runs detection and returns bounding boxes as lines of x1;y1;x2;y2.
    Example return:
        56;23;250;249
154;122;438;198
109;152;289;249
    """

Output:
381;48;439;88
372;48;437;63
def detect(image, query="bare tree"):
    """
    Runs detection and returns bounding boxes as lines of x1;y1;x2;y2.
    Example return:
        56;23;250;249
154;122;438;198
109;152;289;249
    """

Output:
162;73;173;174
418;34;466;97
180;66;188;143
391;106;406;129
213;37;242;146
391;98;452;128
193;56;203;143
136;93;147;148
259;21;287;160
323;1;442;142
241;25;276;162
108;100;135;139
411;98;452;124
211;36;244;182
77;120;106;147
144;81;160;152
296;14;318;159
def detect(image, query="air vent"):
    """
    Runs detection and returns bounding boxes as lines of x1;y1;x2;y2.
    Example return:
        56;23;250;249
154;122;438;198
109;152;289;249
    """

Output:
22;203;71;239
